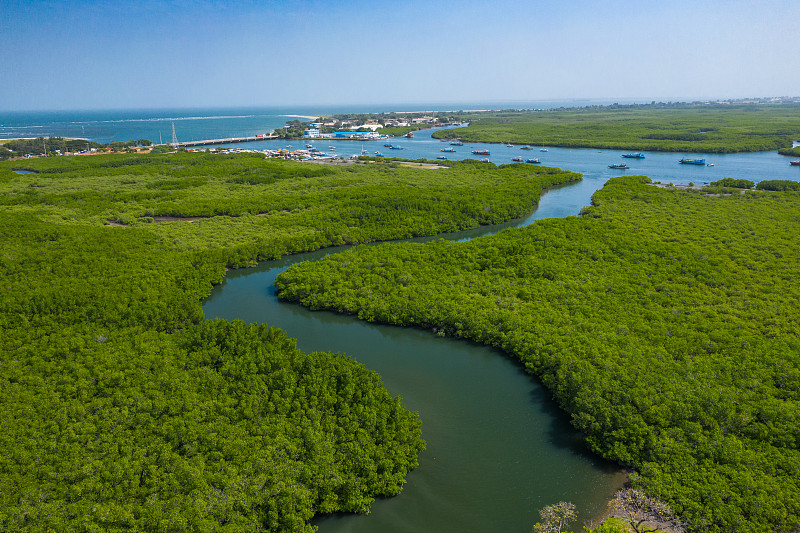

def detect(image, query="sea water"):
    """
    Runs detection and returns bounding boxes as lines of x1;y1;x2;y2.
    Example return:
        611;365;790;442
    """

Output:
0;99;643;144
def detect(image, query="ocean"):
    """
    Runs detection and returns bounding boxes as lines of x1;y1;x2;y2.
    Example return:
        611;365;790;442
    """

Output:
0;99;644;144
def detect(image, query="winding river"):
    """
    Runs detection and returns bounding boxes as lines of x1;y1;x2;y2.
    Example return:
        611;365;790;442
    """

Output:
202;129;799;532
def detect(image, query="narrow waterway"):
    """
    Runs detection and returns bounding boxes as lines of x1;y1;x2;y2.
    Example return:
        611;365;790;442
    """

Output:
202;128;800;531
202;171;626;532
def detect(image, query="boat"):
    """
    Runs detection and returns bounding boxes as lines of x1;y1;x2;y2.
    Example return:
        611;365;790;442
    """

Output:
384;143;393;147
405;132;414;138
706;163;714;167
608;163;629;169
329;146;336;150
506;143;513;147
374;152;383;157
441;148;456;152
390;146;403;150
525;158;541;164
472;150;490;155
521;146;533;150
450;141;463;146
305;144;313;148
790;160;800;166
479;158;490;163
512;157;523;162
679;158;706;165
437;156;447;160
621;153;645;159
540;148;548;152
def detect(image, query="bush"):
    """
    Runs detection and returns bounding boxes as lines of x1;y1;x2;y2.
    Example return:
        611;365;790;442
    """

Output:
710;178;754;188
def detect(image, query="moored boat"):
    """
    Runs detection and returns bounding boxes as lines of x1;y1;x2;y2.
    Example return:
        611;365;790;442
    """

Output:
525;158;541;164
437;156;447;160
679;158;706;165
405;132;414;138
621;152;645;159
608;163;629;169
384;143;393;147
472;149;490;155
540;148;548;152
479;158;490;163
441;148;456;152
450;141;463;146
521;146;533;150
512;157;523;162
791;160;800;166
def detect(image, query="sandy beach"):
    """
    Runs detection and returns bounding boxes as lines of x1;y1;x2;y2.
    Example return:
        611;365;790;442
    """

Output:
283;114;321;120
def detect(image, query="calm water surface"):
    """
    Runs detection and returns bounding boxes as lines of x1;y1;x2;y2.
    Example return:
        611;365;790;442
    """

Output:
203;128;799;532
8;107;797;530
202;176;625;533
221;125;800;187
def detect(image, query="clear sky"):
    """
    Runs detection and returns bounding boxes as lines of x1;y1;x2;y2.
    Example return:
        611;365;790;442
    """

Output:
2;0;799;111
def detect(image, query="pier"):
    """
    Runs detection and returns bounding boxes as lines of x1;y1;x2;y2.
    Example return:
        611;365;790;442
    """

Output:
174;134;279;148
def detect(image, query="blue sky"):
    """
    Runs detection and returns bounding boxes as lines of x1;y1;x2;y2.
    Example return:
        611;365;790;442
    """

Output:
2;0;799;111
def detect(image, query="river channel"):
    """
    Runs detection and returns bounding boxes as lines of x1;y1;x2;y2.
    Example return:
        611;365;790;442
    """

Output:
202;130;799;532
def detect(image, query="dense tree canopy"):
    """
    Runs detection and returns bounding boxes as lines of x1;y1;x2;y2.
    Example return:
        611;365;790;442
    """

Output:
277;176;800;532
432;104;800;153
0;153;578;530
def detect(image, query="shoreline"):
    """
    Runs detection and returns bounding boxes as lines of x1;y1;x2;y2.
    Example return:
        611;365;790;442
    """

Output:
283;114;321;120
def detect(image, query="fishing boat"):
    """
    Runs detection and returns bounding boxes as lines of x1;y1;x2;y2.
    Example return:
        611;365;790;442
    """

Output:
384;143;393;147
608;163;629;169
437;156;447;160
525;158;541;164
621;152;645;159
790;160;800;166
441;148;456;152
450;141;463;146
521;146;533;150
512;157;523;162
405;132;414;138
679;158;706;165
472;149;490;155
